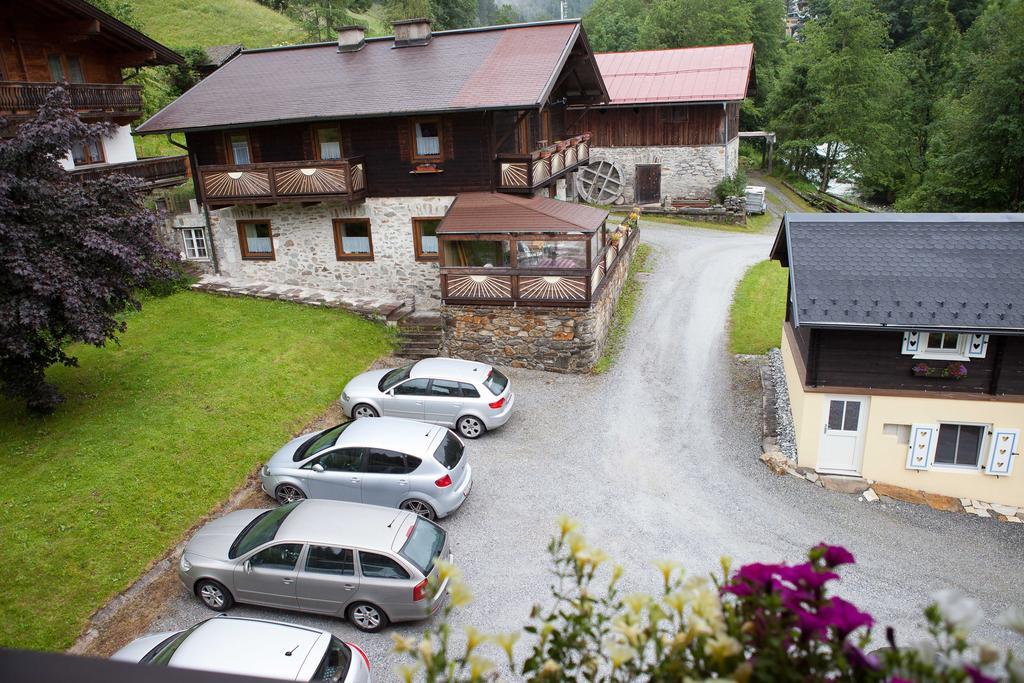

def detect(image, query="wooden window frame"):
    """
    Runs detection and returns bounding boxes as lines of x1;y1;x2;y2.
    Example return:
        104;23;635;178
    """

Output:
412;217;442;262
71;136;105;166
225;131;252;166
47;54;66;82
236;220;275;260
332;218;374;261
410;117;445;163
65;55;85;84
313;124;344;161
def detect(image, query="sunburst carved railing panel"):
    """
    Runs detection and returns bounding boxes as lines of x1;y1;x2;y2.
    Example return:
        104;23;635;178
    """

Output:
275;166;348;195
550;150;564;175
350;163;365;191
564;146;577;167
203;170;271;198
532;157;550;183
500;163;528;188
446;275;513;299
519;276;587;301
578;141;589;162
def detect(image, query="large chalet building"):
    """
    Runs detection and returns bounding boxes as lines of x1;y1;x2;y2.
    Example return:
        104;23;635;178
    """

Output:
138;19;643;372
773;213;1024;508
1;0;187;188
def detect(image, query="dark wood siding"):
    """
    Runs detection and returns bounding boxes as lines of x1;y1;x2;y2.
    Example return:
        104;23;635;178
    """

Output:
569;103;731;147
997;337;1024;395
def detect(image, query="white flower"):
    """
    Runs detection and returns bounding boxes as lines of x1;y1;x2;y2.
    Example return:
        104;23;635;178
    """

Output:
997;605;1024;635
931;589;982;629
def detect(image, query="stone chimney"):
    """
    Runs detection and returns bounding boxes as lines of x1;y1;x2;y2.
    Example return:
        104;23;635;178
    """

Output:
336;25;366;53
392;18;432;47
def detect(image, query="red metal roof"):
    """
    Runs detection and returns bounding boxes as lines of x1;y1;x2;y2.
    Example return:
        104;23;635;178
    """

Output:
437;193;608;234
138;21;604;134
596;43;753;105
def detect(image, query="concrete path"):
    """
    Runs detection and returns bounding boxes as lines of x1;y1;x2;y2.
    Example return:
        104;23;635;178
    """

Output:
142;222;1023;676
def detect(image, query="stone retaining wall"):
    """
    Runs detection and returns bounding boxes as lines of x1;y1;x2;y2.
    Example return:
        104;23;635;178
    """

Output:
440;233;639;373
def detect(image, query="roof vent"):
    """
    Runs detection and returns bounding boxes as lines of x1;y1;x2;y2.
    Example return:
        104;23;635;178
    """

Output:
336;25;366;53
392;18;432;47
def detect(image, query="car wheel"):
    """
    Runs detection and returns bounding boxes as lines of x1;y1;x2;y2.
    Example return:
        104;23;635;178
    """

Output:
352;403;379;419
275;483;306;505
457;415;485;439
399;498;437;520
347;601;389;633
196;579;234;612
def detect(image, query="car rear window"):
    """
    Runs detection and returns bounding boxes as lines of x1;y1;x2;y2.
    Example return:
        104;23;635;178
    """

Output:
294;423;352;462
313;636;353;682
433;431;463;470
378;364;413;392
399;518;447;576
483;368;508;396
229;502;300;559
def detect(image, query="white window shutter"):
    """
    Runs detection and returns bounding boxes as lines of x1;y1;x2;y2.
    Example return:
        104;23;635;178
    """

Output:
902;331;922;355
966;334;989;358
985;428;1019;476
906;424;938;470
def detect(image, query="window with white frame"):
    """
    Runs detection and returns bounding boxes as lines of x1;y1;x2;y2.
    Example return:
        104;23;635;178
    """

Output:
901;330;989;360
934;423;986;467
180;228;209;260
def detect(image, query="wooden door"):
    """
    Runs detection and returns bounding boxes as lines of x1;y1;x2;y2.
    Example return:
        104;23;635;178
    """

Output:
635;164;661;204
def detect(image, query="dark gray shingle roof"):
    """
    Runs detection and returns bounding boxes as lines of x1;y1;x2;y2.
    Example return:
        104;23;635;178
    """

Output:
771;213;1024;333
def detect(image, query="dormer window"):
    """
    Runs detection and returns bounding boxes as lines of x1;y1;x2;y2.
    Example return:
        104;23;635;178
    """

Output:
412;119;442;161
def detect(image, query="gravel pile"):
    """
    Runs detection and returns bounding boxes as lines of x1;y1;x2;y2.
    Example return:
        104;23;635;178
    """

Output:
767;348;798;460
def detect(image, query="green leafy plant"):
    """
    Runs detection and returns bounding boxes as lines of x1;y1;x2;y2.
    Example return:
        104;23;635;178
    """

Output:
714;170;749;202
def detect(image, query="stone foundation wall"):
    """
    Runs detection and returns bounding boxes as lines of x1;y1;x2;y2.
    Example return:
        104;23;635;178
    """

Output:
208;196;454;308
440;233;639;373
590;144;730;203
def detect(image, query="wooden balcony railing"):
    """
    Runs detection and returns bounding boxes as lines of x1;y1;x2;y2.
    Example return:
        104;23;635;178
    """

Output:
68;155;188;188
495;133;591;193
440;228;636;307
198;157;366;205
0;81;143;119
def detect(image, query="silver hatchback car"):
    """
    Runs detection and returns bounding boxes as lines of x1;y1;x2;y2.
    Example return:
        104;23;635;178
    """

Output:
340;358;514;439
260;417;472;520
113;615;371;682
179;499;452;633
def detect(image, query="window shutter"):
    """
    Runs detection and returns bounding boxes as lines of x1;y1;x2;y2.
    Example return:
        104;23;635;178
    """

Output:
966;333;989;358
901;331;922;355
397;120;411;163
985;428;1019;476
444;119;455;160
906;424;938;470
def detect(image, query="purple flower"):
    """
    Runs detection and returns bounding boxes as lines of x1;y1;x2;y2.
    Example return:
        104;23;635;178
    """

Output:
842;642;880;671
816;544;856;568
779;562;840;589
819;597;873;636
965;666;998;683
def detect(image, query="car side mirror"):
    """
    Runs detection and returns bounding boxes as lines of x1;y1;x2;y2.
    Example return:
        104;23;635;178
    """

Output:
312;463;325;473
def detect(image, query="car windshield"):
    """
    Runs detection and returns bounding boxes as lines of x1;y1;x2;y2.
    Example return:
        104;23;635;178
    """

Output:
143;622;204;665
294;423;352;462
229;502;300;559
313;636;353;682
379;364;414;392
399;517;446;575
483;368;508;396
433;431;464;470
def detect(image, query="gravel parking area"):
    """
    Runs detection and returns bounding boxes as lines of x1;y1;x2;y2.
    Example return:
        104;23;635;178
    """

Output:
126;222;1023;676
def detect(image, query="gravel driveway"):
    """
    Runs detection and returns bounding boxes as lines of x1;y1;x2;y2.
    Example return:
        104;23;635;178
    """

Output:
142;221;1024;676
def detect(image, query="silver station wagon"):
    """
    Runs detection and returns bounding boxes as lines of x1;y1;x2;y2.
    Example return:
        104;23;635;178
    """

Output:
113;615;371;682
178;499;452;633
340;358;514;439
260;416;472;520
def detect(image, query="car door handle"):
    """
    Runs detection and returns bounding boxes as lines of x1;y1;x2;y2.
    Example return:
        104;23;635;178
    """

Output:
415;401;423;406
398;479;408;486
343;584;356;590
351;477;360;483
282;578;294;584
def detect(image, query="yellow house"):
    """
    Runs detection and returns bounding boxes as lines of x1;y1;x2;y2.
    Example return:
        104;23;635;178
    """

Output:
771;213;1024;508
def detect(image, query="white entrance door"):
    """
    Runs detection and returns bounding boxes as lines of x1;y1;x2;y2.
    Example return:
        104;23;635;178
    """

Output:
818;396;869;474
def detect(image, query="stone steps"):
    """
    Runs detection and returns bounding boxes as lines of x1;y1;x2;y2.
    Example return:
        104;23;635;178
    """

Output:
396;312;443;359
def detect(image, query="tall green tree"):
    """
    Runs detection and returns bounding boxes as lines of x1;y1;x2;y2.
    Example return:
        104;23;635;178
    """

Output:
908;0;1024;210
383;0;476;29
638;0;754;49
582;0;649;51
768;0;897;191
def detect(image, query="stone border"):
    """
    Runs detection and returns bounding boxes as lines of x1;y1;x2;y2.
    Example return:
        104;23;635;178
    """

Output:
757;349;1024;525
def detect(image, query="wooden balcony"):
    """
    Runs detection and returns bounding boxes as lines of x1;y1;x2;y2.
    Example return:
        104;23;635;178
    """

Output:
198;157;367;206
68;155;188;189
495;134;591;193
0;81;143;121
440;227;636;308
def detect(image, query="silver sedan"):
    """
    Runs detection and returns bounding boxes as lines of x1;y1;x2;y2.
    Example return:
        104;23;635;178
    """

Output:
259;416;472;520
340;358;514;439
178;499;452;633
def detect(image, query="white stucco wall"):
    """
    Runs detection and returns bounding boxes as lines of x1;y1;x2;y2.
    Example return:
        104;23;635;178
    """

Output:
209;196;455;308
60;124;138;170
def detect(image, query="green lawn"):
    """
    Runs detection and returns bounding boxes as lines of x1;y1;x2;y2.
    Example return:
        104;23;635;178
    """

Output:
728;260;789;355
131;0;305;48
594;242;654;373
0;292;392;650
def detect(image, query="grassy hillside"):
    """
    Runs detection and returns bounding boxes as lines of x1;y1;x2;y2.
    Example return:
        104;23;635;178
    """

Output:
131;0;305;48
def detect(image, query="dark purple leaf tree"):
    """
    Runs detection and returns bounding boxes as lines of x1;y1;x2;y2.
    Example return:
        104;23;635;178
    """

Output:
0;88;177;414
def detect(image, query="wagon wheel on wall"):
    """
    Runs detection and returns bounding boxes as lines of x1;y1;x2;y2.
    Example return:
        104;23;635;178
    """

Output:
576;159;625;204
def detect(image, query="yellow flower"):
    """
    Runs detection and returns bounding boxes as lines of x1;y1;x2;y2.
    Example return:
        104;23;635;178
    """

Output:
606;641;635;667
449;582;473;608
705;633;742;661
557;515;580;538
396;663;419;683
623;592;651;615
720;555;733;578
490;631;520;661
469;655;495;680
416;636;433;662
390;633;415;654
612;617;643;644
464;625;485;654
653;559;681;586
611;564;624;586
541;659;562;674
434;559;462;583
567;532;587;556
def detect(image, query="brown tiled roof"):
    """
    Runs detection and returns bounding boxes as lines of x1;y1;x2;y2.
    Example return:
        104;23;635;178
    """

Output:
137;21;596;133
437;193;609;234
